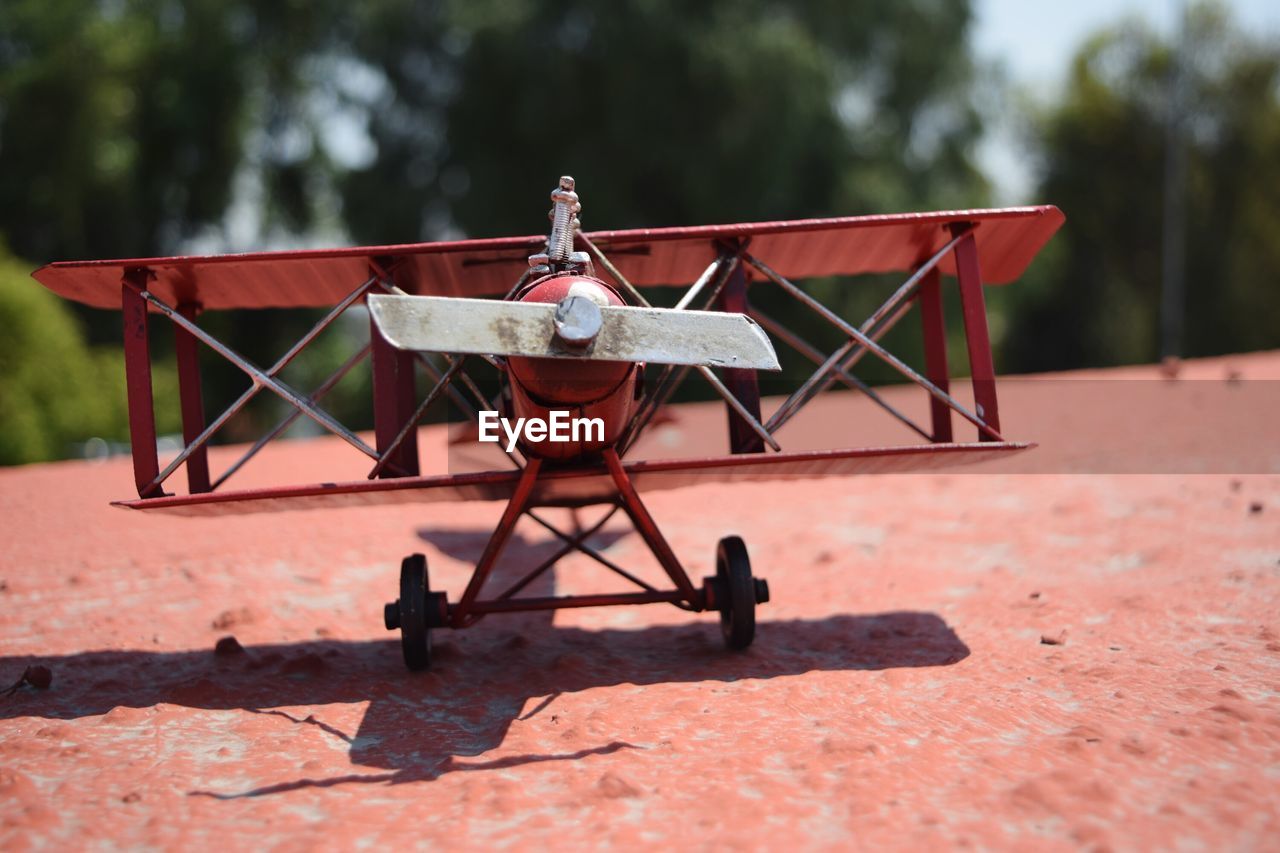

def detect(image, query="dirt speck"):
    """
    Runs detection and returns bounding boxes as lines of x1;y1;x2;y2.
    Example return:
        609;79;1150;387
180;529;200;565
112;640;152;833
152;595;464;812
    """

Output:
598;772;642;799
1209;704;1252;722
211;607;255;630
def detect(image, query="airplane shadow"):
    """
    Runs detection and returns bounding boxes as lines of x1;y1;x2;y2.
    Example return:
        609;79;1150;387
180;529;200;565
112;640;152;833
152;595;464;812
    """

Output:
415;522;630;565
1;524;970;799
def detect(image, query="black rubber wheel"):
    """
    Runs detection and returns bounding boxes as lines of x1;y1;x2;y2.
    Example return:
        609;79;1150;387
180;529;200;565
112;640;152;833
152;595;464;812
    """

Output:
395;553;432;671
716;536;755;650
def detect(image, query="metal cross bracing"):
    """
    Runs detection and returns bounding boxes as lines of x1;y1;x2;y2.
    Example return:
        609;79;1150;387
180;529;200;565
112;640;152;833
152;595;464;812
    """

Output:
439;449;717;626
595;222;1006;461
118;262;531;500
117;220;1003;504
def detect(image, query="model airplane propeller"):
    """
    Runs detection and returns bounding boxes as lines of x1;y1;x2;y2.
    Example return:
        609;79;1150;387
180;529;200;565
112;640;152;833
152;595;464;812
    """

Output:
32;174;1063;670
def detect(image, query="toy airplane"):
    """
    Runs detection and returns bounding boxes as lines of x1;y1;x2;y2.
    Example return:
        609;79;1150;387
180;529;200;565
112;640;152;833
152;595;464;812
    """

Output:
32;176;1063;669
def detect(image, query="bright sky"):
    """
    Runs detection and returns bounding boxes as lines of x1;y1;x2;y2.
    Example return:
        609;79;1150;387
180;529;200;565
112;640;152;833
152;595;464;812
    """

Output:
214;1;1280;249
972;0;1280;202
976;0;1280;86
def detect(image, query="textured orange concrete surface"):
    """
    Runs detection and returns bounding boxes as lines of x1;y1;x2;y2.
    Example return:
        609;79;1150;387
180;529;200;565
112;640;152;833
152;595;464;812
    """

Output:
2;353;1278;849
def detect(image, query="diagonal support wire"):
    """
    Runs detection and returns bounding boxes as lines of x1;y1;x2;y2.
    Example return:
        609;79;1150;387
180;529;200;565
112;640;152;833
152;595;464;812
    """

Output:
751;308;931;442
762;300;914;434
369;270;534;471
566;234;770;458
760;229;971;434
212;341;373;490
525;507;658;593
135;279;389;492
747;251;1005;442
577;232;652;307
366;355;469;479
697;365;780;451
408;350;486;423
493;505;651;601
617;253;744;455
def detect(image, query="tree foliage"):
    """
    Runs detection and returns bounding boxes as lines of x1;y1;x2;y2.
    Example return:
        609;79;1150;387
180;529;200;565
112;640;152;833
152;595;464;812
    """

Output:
0;0;346;264
1;0;990;462
0;243;179;464
341;0;988;243
1002;2;1280;370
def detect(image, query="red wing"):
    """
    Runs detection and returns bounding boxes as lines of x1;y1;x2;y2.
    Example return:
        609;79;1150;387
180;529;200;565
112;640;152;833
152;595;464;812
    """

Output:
32;206;1062;311
114;442;1033;517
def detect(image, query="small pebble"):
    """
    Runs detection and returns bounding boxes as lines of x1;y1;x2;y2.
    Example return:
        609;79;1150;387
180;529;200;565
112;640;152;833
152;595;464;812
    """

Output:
214;636;245;656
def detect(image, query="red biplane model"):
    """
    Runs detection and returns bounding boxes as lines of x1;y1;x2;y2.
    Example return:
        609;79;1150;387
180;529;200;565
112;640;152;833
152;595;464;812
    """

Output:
32;177;1063;670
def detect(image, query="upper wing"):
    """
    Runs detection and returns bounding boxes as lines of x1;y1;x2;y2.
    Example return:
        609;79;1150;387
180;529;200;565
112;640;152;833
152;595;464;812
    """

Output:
31;206;1063;311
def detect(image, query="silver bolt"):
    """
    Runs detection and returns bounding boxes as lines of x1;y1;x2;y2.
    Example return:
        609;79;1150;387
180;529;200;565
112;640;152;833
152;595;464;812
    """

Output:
553;295;602;348
547;175;580;263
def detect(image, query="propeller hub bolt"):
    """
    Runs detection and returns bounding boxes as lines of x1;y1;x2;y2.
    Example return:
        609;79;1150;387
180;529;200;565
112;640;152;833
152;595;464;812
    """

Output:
553;294;602;348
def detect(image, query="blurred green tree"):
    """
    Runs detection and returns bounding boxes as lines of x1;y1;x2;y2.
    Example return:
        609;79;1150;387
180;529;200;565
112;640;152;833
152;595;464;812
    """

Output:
0;243;178;464
0;0;343;268
341;0;988;241
342;0;992;392
1000;2;1280;370
2;0;991;462
0;0;354;450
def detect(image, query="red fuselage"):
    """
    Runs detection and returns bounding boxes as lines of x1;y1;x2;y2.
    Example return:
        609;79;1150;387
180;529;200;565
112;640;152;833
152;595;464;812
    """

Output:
504;272;639;460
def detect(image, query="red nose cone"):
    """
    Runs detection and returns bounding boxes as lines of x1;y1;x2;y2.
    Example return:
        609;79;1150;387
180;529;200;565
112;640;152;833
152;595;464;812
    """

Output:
507;273;633;404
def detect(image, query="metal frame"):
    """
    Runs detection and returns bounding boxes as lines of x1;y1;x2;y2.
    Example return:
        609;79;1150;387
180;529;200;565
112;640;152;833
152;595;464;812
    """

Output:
117;220;1006;503
117;264;535;499
112;222;1022;627
444;448;707;627
597;224;1005;462
45;202;1064;661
